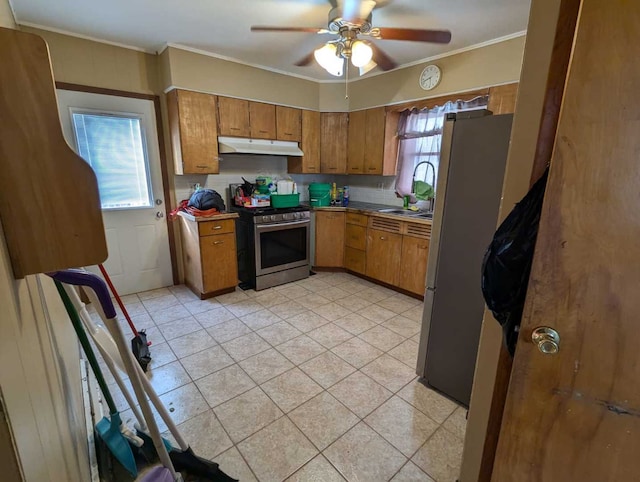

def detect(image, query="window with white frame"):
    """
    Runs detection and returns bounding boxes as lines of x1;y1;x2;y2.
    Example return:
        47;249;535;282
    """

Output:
71;110;153;210
394;96;489;204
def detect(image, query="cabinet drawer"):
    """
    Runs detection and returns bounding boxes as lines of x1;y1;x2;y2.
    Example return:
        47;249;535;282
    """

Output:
345;224;366;250
345;247;366;274
198;219;235;236
346;212;368;226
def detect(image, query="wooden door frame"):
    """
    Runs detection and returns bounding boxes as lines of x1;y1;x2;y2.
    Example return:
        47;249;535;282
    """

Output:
54;82;179;285
476;0;583;479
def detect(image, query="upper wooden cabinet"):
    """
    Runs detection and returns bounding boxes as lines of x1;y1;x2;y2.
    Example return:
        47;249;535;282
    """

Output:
288;110;320;174
347;107;397;176
249;102;277;139
167;89;219;175
320;112;348;174
347;109;367;174
217;97;250;137
276;106;302;141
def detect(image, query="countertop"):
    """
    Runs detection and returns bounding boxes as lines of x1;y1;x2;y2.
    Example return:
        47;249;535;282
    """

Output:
177;211;239;222
304;201;433;225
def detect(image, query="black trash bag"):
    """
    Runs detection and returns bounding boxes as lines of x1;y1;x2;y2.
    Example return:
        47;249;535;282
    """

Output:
481;167;549;356
188;189;226;212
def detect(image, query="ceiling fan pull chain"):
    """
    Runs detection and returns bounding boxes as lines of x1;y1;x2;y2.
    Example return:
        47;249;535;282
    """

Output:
345;62;349;99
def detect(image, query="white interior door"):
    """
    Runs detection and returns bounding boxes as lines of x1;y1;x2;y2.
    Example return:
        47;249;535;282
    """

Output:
56;90;173;295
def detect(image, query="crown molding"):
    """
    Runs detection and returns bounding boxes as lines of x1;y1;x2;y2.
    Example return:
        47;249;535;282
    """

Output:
17;21;154;53
162;43;340;83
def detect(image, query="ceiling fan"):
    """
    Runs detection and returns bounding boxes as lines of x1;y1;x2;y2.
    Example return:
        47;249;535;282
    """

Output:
251;0;451;77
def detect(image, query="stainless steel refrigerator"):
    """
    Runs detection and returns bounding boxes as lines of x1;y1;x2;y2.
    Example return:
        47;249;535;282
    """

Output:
416;110;513;407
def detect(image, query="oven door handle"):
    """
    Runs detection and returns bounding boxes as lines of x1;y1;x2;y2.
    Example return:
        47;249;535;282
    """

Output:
255;220;310;231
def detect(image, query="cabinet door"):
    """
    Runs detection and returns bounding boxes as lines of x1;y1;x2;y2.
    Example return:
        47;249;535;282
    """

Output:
364;107;386;175
167;89;219;174
249;102;277;139
200;233;238;293
218;97;250;137
288;110;320;174
398;235;430;295
320;112;348;174
276;106;301;141
366;228;402;285
347;109;366;174
314;211;345;267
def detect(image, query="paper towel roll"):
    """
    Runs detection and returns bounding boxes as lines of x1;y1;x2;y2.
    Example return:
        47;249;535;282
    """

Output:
277;180;293;194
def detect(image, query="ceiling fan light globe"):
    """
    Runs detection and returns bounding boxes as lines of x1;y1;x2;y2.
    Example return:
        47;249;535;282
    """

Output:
351;41;373;67
314;43;338;70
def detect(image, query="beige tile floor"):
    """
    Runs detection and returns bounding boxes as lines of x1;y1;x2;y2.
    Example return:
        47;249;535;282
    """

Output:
103;272;466;482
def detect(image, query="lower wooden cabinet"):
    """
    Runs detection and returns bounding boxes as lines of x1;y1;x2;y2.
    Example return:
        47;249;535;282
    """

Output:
366;228;402;286
344;246;366;274
179;215;238;298
314;211;345;267
398;235;430;295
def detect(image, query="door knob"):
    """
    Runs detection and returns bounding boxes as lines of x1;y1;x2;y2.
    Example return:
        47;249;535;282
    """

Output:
532;326;560;354
155;198;163;205
156;211;164;219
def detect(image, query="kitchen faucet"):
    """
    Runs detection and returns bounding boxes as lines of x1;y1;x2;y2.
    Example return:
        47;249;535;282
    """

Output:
412;160;436;212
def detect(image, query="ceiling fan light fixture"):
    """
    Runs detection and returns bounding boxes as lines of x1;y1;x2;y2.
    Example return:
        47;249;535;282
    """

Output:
351;40;373;67
314;43;344;76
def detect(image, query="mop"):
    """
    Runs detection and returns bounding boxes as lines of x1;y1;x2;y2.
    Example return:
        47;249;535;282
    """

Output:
53;281;139;477
51;270;236;481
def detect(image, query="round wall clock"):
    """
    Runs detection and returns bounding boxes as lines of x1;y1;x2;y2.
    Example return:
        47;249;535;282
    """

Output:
419;65;442;91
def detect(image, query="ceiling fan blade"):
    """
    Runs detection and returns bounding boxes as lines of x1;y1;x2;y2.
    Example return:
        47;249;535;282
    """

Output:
372;27;452;43
359;59;377;76
341;0;376;23
251;26;330;34
294;51;316;67
368;42;397;71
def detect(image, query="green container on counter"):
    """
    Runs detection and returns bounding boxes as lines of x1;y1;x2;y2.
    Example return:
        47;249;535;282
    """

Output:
270;193;300;208
308;183;331;207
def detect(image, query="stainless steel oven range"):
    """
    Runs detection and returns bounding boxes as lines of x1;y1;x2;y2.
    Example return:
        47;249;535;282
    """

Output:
232;204;310;291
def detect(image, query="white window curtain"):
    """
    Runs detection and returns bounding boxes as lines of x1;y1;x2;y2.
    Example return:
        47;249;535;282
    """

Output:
394;96;489;201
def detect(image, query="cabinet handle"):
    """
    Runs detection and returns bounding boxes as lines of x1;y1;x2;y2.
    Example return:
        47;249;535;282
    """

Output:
259;130;268;133
418;245;428;249
196;165;208;169
368;167;377;171
230;127;240;131
351;167;359;170
380;236;386;240
307;167;316;171
213;225;222;230
212;240;224;245
329;167;337;170
284;132;293;136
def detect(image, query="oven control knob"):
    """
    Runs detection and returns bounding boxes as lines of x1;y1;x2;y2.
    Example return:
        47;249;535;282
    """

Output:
294;213;300;219
270;215;277;222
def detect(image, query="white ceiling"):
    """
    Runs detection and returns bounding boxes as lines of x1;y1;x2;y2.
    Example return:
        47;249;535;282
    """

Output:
10;0;531;81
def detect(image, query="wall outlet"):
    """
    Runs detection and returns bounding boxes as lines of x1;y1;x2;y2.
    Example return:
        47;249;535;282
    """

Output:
377;182;384;191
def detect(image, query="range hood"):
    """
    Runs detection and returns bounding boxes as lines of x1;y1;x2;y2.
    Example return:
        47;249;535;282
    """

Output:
218;136;303;156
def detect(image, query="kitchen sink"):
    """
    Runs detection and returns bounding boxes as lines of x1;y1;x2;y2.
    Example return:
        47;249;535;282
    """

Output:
377;208;410;215
377;208;433;219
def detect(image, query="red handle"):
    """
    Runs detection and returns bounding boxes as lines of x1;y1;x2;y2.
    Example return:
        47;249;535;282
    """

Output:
98;264;140;338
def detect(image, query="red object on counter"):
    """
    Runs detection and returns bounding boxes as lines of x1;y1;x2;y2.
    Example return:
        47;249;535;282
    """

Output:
169;200;220;220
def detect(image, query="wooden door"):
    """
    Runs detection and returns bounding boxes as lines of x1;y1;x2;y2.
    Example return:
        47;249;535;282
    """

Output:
288;110;320;173
314;211;345;267
493;1;640;480
347;109;366;174
276;106;301;141
217;96;250;137
364;107;385;174
249;101;276;139
167;89;219;174
366;228;401;285
320;112;348;173
398;235;429;295
201;233;237;293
